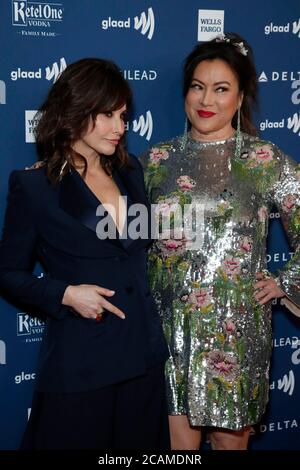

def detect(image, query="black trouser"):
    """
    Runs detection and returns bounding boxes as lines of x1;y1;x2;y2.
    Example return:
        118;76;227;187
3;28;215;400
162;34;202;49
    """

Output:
21;363;170;450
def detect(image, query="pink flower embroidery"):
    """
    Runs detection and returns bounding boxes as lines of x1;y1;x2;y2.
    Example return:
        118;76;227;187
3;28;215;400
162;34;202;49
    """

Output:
222;256;241;276
189;288;213;309
176;175;196;191
239;236;252;253
155;196;180;217
282;194;297;213
223;319;236;333
255;145;274;162
164;239;182;249
158;234;187;258
248;145;274;168
149;147;169;164
207;350;239;381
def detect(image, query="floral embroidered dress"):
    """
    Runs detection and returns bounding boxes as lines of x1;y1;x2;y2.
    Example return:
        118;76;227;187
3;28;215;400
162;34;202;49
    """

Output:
140;132;300;430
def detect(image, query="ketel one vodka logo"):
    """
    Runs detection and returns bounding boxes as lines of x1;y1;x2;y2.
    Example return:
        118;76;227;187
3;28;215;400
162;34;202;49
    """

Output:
12;0;63;27
17;313;45;336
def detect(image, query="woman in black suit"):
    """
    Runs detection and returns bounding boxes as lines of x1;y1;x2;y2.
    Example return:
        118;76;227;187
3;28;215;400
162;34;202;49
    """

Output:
0;58;169;450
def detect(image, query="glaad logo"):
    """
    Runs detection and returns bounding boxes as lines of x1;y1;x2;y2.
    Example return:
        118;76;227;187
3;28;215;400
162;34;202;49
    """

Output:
11;58;66;82
11;68;41;81
287;112;300;137
293;18;300;38
0;80;6;104
198;10;224;41
101;7;155;40
260;81;300;138
270;370;295;396
25;110;39;143
134;8;155;40
264;18;300;38
45;57;67;83
0;339;6;365
12;0;63;27
15;371;35;384
260;119;285;131
132;111;153;141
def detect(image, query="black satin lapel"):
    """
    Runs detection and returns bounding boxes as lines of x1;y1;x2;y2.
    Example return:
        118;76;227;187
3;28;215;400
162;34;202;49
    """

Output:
59;171;120;247
115;164;149;208
114;163;152;251
59;165;151;252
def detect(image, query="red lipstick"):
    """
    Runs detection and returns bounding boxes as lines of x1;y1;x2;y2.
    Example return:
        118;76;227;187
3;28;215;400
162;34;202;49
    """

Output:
197;110;216;118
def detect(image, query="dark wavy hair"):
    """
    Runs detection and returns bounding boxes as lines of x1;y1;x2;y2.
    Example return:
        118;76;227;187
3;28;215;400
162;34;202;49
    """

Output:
183;33;258;136
35;58;132;183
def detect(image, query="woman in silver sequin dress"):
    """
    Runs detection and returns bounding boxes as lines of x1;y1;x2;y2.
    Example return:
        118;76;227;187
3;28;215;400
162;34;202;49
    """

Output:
140;33;300;450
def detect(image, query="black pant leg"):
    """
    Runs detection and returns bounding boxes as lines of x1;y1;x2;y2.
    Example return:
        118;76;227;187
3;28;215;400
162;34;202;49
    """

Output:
113;363;170;450
21;386;116;450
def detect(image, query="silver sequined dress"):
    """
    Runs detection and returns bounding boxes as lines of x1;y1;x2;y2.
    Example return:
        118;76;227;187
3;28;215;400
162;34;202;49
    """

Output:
140;132;300;430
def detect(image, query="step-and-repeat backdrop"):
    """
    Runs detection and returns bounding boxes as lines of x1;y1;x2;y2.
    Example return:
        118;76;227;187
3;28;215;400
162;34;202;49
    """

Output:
0;0;299;450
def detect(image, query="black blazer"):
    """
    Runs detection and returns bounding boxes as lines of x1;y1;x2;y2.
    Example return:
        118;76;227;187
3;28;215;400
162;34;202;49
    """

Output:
0;155;169;393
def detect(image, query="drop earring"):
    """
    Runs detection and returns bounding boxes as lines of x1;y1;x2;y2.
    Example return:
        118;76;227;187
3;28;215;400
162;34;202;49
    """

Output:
180;117;188;151
234;107;242;159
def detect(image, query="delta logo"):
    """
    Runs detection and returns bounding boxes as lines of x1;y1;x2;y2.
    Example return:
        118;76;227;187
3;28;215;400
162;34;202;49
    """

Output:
258;71;300;82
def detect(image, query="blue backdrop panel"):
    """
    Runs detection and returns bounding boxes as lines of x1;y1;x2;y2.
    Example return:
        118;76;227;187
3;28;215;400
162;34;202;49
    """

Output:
0;0;299;450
